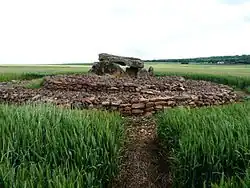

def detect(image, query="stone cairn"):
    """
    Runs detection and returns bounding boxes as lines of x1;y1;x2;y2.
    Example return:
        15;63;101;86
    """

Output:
89;53;154;77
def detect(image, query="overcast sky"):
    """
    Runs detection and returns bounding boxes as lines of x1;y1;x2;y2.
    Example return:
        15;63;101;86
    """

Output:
0;0;250;64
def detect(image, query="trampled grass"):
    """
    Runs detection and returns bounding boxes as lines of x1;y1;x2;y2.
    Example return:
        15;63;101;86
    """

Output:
157;102;250;187
0;104;124;187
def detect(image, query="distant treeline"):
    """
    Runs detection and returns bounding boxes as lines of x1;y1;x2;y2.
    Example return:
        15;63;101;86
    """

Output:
145;55;250;64
63;63;93;65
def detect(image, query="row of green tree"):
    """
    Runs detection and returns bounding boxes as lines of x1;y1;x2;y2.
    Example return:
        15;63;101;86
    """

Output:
145;55;250;64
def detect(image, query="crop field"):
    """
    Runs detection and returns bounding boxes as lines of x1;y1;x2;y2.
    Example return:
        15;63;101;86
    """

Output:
146;63;250;77
157;102;250;187
0;65;90;74
0;65;90;82
1;63;250;187
0;104;123;187
1;63;250;76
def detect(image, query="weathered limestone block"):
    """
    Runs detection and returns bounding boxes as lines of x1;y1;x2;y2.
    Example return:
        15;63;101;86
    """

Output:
149;97;172;102
124;106;132;111
89;61;125;75
148;66;154;76
145;107;154;112
132;103;145;109
139;98;149;103
137;68;149;78
111;100;122;106
99;53;144;68
155;105;163;110
132;109;144;114
155;101;167;106
102;101;110;106
146;102;154;108
120;103;131;107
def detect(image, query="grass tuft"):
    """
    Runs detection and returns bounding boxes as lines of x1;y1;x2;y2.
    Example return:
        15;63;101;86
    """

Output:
24;78;44;89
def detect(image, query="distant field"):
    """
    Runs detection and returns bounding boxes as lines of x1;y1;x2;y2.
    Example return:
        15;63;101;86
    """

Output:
1;64;250;77
145;63;250;77
0;65;90;74
0;65;90;82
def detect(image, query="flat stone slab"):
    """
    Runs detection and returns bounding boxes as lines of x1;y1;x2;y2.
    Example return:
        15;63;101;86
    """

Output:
99;53;144;68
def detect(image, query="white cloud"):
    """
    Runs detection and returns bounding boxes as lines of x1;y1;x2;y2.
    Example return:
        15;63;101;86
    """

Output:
0;0;250;64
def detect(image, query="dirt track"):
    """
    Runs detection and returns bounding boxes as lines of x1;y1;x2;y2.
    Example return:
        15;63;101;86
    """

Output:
112;117;171;188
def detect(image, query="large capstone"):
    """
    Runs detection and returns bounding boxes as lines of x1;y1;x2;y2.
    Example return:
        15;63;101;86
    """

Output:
99;53;144;68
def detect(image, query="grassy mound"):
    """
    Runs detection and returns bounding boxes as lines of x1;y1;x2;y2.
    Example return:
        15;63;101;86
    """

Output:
0;104;124;187
157;102;250;187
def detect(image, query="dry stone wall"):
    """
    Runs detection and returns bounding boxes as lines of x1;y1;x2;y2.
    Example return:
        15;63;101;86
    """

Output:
0;74;239;116
44;74;238;115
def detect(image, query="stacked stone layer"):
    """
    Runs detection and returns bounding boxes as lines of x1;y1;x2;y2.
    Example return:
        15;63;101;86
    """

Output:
0;74;239;116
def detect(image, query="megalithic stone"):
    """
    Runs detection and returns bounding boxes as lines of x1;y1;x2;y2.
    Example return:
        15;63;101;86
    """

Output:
89;61;125;75
99;53;144;68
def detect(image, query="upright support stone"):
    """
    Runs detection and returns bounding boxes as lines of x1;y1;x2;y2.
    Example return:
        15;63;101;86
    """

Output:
148;66;154;76
137;68;149;78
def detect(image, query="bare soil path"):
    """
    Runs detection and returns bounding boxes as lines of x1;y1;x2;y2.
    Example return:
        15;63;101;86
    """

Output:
112;116;171;188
